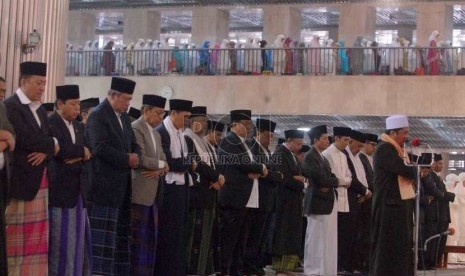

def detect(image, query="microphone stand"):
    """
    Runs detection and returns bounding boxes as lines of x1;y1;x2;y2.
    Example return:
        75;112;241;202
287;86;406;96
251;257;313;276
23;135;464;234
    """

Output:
403;142;434;276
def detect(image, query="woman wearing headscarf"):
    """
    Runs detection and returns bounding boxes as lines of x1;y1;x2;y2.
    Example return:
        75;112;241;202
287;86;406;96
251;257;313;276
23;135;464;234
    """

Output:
83;40;93;76
362;39;374;73
294;41;305;75
228;41;237;75
272;34;285;74
251;38;261;74
199;41;211;75
114;44;125;76
427;30;441;75
283;37;294;75
371;41;381;73
338;40;350;75
101;41;115;76
445;174;460;262
243;37;254;73
89;40;101;75
134;39;146;74
126;42;135;75
307;35;321;75
351;36;365;75
144;39;154;74
210;42;221;74
219;39;230;74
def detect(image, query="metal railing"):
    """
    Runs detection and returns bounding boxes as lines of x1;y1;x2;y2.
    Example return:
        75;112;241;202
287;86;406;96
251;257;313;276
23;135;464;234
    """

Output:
65;47;465;77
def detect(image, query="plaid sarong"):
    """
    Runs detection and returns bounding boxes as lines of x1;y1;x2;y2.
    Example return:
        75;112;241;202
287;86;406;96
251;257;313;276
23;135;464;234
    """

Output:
130;203;158;276
5;171;49;276
272;254;300;272
49;196;92;276
186;207;215;275
87;199;131;276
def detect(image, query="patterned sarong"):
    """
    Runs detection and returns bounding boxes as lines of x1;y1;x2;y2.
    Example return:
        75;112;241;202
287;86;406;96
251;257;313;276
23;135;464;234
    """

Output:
130;203;158;276
186;207;216;275
5;171;49;276
87;199;131;276
49;196;92;276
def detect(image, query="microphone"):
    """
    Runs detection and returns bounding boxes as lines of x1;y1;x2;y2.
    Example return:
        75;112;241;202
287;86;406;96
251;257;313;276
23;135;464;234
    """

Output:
423;228;455;251
411;137;421;147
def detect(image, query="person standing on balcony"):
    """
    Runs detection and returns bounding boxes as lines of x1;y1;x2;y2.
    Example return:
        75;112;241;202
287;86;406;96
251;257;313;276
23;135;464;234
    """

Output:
427;30;441;75
102;41;115;76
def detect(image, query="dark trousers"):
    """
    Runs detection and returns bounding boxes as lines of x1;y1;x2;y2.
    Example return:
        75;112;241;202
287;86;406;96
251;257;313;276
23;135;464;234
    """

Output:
338;205;361;273
260;212;275;267
154;183;188;276
243;209;268;275
424;221;449;268
0;169;7;276
220;207;256;275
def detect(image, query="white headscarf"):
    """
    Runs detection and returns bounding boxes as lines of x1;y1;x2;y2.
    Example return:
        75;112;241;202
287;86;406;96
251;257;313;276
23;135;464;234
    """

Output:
83;40;92;51
310;35;320;48
134;39;145;50
220;39;229;49
429;30;439;43
272;34;285;48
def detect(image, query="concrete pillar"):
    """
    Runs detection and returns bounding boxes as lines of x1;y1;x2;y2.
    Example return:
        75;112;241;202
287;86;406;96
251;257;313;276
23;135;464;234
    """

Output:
327;26;339;42
416;3;453;47
68;11;96;47
263;6;301;43
338;4;376;46
191;7;229;45
0;0;69;101
123;9;161;45
397;26;415;44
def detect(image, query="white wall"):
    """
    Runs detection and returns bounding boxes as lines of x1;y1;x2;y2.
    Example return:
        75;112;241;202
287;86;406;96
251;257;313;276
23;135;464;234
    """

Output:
66;75;465;116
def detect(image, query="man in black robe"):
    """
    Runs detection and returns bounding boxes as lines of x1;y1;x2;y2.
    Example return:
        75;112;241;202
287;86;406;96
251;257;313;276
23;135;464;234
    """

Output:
369;115;416;276
272;130;307;272
85;77;141;275
217;110;268;276
245;118;282;275
423;153;455;269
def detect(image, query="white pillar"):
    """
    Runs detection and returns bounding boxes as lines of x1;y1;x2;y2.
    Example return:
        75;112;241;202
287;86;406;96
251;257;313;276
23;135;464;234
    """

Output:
191;7;230;45
338;3;376;46
123;9;161;45
0;0;69;101
416;3;453;47
68;11;96;47
263;6;301;43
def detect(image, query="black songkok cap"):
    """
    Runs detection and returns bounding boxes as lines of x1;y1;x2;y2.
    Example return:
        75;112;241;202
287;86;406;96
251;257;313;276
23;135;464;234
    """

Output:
308;125;327;140
418;153;433;166
299;145;311;153
350;130;366;143
128;107;141;119
111;77;136;94
169;99;193;112
256;119;277;133
207;120;225;132
80;98;99;110
42;103;54;112
364;133;379;143
56;85;80;101
333;127;352;137
190;106;207;118
142;94;166;108
230;109;252;122
277;138;285;145
20;62;47;76
434;153;443;162
284;130;305;139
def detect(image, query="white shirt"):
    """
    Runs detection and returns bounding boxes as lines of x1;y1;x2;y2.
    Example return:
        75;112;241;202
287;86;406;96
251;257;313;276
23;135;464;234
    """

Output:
16;88;58;146
16;88;43;127
323;144;352;212
239;135;259;209
0;151;4;170
60;113;76;144
145;121;165;169
346;146;369;192
164;117;187;185
115;112;123;130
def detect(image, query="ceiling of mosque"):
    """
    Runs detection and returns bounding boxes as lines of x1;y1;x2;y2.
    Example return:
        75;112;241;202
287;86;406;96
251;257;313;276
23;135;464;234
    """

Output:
91;4;465;34
208;114;465;150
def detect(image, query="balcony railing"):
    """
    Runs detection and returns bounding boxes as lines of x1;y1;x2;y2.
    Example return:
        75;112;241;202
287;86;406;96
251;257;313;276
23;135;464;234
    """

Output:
65;47;465;77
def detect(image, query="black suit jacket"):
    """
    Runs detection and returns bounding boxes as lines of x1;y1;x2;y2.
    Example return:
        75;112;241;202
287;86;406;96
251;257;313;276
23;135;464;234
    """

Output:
217;131;264;209
302;146;339;215
4;94;55;200
359;153;374;191
249;139;282;212
342;149;368;211
185;135;220;209
85;99;140;207
424;171;454;223
48;112;86;208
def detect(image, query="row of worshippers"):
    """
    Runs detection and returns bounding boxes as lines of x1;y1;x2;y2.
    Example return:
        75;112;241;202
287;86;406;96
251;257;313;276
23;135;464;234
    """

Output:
0;63;456;276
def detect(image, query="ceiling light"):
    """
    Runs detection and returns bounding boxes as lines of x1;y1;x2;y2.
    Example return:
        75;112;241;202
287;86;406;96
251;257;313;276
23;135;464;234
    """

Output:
298;127;310;132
